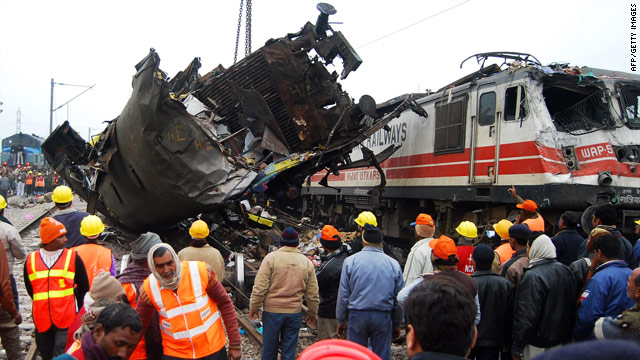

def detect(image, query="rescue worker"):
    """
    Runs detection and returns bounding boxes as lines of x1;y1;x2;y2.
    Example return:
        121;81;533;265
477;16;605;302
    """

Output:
470;245;513;360
493;219;514;264
594;266;640;342
316;225;350;340
455;221;477;275
573;234;634;340
351;211;378;253
507;185;545;232
35;172;45;195
0;195;11;225
592;204;636;269
500;224;531;286
74;215;116;287
25;170;34;197
511;233;576;360
137;243;242;360
65;272;127;353
52;185;90;248
403;213;435;285
0;236;22;360
117;232;163;360
0;194;26;310
24;217;90;360
177;220;225;281
250;227;319;360
65;303;142;360
336;224;403;360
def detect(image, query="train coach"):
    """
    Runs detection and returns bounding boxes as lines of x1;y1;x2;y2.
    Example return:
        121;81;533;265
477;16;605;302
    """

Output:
1;133;46;168
302;52;640;241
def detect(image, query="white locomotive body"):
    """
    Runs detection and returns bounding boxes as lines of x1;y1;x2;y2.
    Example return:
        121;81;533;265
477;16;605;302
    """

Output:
303;53;640;239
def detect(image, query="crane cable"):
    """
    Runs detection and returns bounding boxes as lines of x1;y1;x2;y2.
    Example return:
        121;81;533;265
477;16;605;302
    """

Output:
233;0;252;64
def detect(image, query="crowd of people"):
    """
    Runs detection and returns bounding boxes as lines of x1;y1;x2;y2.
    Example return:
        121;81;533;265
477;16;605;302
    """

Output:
0;165;62;200
0;184;639;360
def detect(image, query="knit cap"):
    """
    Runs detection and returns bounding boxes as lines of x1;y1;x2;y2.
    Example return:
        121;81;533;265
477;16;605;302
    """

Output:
508;224;531;241
362;223;383;244
130;232;162;260
472;244;494;271
320;225;342;250
280;227;299;246
40;217;67;244
89;272;125;302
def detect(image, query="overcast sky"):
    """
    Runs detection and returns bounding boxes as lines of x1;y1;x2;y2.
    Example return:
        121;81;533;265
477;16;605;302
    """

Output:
0;0;632;142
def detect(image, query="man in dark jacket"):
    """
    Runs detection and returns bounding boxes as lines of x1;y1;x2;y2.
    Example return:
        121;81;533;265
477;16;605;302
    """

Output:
51;186;89;248
500;224;531;286
316;225;350;340
512;233;576;360
551;211;585;266
405;276;477;360
470;245;513;360
573;234;634;340
591;204;636;269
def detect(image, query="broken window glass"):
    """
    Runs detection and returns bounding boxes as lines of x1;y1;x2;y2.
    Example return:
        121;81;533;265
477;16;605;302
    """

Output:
543;81;614;135
478;91;496;126
504;85;528;121
617;84;640;129
435;96;467;154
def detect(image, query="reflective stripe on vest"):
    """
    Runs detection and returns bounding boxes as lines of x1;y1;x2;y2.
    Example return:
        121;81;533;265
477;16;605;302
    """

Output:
26;249;77;332
144;261;225;358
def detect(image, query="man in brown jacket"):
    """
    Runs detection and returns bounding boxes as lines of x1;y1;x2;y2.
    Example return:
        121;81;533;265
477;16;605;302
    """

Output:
250;227;319;360
177;220;225;281
0;239;22;359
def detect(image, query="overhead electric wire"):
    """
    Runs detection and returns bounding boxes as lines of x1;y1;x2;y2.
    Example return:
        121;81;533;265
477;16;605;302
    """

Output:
357;0;472;49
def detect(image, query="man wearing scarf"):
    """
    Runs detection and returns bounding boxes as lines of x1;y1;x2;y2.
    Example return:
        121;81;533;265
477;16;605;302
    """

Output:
511;233;576;360
64;302;142;360
136;243;241;360
117;232;163;360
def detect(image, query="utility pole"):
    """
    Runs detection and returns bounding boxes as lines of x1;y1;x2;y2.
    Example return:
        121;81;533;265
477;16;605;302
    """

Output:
49;79;95;134
16;107;21;133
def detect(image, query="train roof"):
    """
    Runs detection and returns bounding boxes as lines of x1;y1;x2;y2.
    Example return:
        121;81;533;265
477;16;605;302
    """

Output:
2;133;45;147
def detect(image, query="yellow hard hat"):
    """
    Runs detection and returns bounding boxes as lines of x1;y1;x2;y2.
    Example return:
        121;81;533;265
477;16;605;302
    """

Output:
28;171;32;174
455;221;478;238
189;220;210;239
0;195;6;210
493;219;513;240
354;211;377;227
635;219;640;226
52;185;74;203
38;173;42;176
80;215;105;237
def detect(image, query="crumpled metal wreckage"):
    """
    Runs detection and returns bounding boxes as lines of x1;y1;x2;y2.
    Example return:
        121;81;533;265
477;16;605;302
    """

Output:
42;4;426;231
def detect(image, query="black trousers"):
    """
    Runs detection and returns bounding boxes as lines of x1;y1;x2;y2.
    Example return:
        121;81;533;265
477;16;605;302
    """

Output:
35;326;68;360
468;346;500;360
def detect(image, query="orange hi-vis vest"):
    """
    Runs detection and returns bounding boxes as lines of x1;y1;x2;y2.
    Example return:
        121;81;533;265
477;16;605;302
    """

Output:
25;176;33;185
36;177;44;187
123;283;146;360
26;249;77;332
144;261;225;359
523;215;545;232
74;244;112;288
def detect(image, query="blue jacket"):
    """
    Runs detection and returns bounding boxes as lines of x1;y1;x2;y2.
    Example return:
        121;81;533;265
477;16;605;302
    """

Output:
53;209;89;248
634;241;640;269
336;246;403;325
573;260;635;340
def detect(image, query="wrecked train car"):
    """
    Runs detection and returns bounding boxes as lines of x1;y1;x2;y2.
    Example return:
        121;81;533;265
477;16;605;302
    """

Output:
42;6;420;230
304;52;640;238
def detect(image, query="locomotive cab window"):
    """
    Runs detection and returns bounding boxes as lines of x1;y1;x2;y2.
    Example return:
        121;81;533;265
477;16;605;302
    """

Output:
478;92;496;126
435;96;467;154
505;85;529;121
617;84;640;129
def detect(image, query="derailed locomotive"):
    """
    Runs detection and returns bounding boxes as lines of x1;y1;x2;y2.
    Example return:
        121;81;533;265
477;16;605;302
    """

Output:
303;52;640;241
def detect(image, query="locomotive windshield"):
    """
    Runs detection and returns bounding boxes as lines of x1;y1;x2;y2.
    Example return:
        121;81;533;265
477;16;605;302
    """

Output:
542;76;616;135
616;83;640;129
